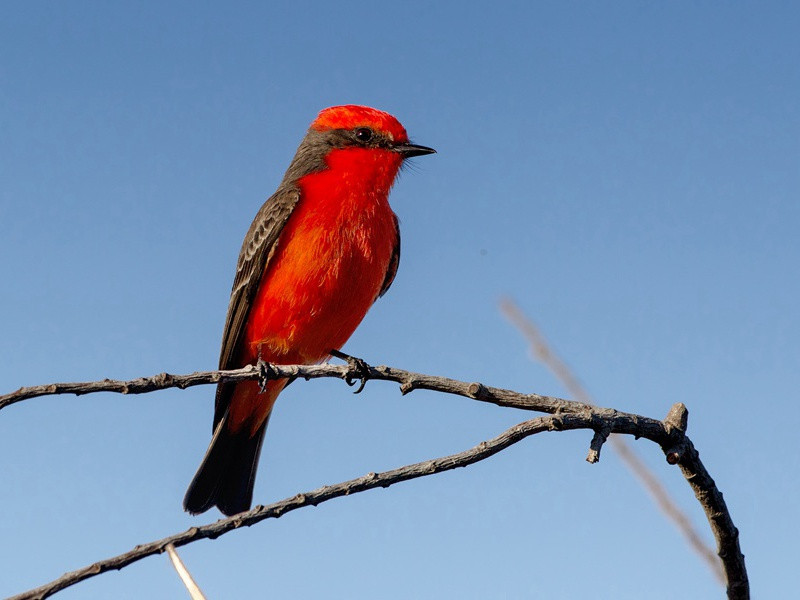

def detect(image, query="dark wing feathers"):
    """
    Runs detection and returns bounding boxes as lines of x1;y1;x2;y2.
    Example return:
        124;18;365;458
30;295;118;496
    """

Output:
213;187;301;428
378;215;401;298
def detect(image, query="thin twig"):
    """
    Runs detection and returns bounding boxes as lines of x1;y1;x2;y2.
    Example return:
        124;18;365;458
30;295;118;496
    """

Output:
499;296;727;583
165;544;206;600
2;364;748;599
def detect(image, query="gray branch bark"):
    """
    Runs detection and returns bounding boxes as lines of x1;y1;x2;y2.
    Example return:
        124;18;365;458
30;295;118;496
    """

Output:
1;362;748;599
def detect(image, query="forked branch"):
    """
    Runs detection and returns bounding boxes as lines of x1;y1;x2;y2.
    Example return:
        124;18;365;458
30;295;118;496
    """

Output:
2;362;748;599
499;297;725;582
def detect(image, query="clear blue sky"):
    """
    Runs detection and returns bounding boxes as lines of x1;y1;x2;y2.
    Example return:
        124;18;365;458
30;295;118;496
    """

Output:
2;2;798;598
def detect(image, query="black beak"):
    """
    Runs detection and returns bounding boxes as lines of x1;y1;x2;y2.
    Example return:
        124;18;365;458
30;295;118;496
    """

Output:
393;142;436;158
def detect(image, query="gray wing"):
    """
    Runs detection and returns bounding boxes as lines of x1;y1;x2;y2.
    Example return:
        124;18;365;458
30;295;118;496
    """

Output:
378;214;401;298
213;186;301;428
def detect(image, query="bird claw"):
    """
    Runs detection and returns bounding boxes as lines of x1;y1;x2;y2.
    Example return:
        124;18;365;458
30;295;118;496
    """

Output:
330;349;371;394
256;358;275;393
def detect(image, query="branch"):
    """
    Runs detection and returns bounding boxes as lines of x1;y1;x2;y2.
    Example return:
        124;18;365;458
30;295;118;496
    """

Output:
499;297;727;582
165;544;205;600
2;364;748;600
0;361;584;415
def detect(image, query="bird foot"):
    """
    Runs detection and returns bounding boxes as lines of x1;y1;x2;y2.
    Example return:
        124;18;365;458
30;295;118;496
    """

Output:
330;349;372;394
256;358;277;393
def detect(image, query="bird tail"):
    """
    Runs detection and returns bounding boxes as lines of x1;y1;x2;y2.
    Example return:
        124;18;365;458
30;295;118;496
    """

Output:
183;411;268;517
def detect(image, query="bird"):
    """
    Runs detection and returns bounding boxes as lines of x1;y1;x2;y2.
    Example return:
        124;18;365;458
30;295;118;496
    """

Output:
183;105;435;516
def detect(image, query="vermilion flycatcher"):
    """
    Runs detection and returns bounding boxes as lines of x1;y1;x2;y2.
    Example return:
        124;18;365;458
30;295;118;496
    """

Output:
184;105;435;516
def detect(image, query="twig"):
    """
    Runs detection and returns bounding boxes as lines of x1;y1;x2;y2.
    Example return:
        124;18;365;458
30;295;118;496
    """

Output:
2;364;748;599
165;544;206;600
499;297;728;583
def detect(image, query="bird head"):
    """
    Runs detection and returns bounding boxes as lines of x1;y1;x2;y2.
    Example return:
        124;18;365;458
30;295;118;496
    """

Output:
311;105;436;159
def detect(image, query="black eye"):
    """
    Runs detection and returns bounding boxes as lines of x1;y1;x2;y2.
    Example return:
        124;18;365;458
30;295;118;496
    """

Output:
354;127;373;143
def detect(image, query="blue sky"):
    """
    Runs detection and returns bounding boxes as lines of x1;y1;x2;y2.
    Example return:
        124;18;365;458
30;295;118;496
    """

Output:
1;2;798;598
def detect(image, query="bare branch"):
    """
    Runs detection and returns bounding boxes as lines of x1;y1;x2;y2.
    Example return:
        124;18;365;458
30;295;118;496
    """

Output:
499;297;733;585
2;364;748;600
0;361;585;416
165;544;206;600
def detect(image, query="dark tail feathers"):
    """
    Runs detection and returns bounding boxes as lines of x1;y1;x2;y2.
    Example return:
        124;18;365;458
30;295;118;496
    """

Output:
183;413;268;516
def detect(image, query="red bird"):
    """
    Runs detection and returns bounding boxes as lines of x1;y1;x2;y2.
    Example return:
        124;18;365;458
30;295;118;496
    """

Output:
184;105;435;516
